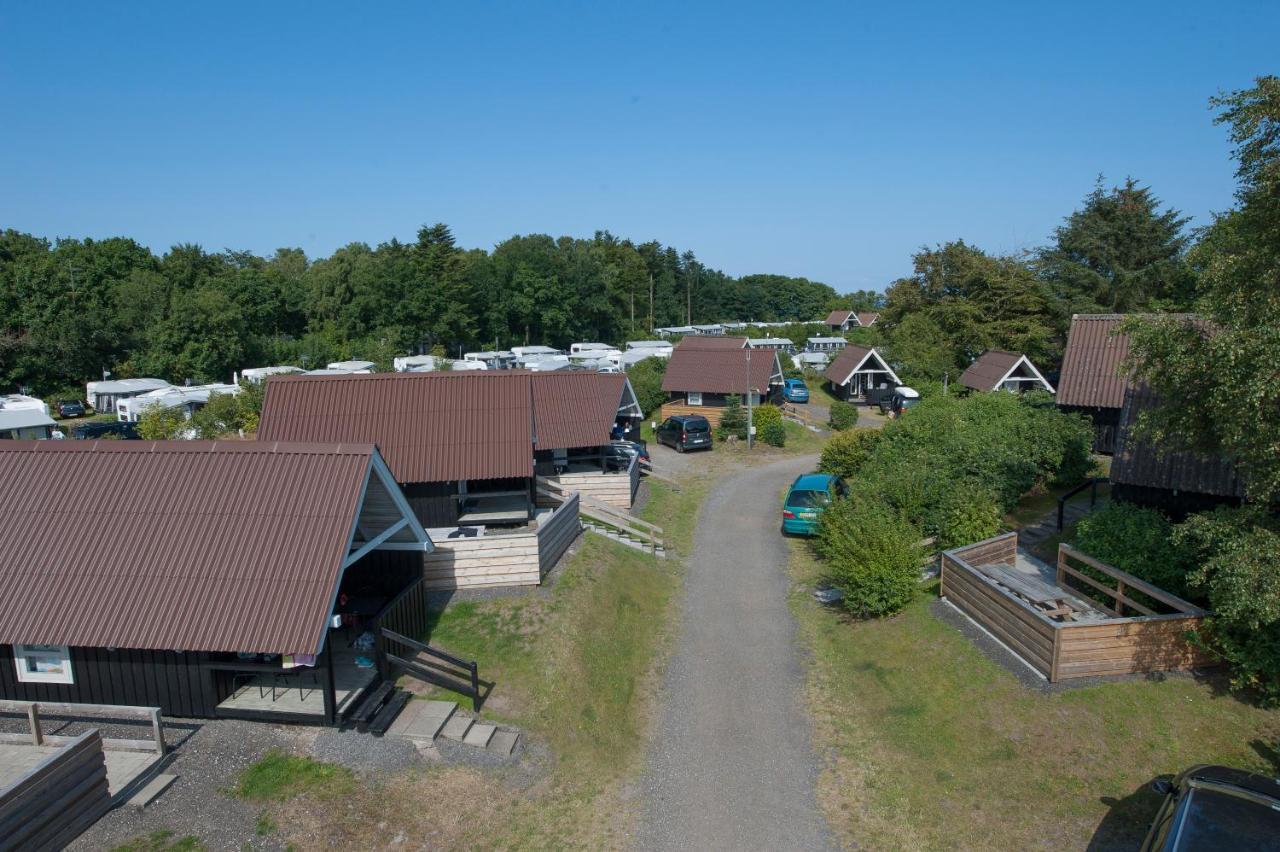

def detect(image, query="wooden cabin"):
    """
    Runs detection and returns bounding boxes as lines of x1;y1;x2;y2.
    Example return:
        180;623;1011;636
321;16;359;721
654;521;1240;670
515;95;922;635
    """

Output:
823;310;879;332
659;338;784;427
959;351;1055;394
823;345;901;405
0;440;433;725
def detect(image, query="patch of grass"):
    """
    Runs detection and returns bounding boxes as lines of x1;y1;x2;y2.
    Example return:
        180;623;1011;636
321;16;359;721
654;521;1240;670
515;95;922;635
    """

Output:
788;542;1280;850
255;811;277;836
113;831;206;852
234;750;355;802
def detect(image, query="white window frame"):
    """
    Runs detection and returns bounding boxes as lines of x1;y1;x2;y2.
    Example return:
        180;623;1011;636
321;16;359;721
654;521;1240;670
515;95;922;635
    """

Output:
14;644;74;684
687;392;703;406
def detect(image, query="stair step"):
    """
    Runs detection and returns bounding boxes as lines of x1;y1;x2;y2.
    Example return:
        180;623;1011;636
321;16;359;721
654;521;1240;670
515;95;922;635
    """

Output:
369;689;413;736
127;773;177;809
487;730;519;756
462;723;496;748
439;713;474;741
351;680;396;728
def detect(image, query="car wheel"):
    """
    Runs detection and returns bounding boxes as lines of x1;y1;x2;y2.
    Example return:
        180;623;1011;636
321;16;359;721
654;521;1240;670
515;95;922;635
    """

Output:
676;442;684;453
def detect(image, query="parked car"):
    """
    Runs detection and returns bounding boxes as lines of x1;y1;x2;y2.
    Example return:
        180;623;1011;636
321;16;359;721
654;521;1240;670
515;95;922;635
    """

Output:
879;386;921;417
655;415;712;453
71;421;139;440
1141;765;1280;851
782;473;847;536
782;378;810;403
600;440;650;471
57;400;86;418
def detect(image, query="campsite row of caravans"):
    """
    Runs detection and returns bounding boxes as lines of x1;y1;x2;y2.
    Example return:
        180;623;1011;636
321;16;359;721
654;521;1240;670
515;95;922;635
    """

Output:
0;370;643;726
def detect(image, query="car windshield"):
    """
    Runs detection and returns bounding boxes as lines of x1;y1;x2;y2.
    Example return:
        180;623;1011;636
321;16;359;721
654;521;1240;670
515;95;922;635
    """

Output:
1175;786;1280;849
787;489;831;509
684;421;709;433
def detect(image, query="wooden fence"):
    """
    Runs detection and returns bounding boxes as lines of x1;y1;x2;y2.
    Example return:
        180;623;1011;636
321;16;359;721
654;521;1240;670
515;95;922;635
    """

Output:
939;532;1211;682
657;402;726;426
544;469;633;509
422;493;580;590
0;700;166;755
0;729;112;852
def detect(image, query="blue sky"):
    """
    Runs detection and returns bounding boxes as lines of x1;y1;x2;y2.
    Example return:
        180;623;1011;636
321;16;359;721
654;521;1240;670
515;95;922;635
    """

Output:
1;1;1275;292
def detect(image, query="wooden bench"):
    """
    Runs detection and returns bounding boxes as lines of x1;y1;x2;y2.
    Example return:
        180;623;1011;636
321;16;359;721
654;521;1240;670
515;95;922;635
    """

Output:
972;563;1080;621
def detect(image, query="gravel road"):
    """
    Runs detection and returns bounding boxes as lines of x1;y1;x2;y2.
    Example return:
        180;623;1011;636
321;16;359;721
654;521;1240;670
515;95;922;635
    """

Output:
634;454;834;851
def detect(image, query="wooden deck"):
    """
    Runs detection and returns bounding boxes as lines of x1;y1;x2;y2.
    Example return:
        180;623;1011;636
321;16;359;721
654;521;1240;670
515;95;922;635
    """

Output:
0;742;158;798
215;644;376;718
940;532;1212;682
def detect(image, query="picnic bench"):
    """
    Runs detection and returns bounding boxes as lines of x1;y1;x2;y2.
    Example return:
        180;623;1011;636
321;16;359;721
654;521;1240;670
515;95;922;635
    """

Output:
971;563;1084;621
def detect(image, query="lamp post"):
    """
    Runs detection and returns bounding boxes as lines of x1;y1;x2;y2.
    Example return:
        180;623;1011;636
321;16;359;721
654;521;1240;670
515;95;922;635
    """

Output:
746;347;754;450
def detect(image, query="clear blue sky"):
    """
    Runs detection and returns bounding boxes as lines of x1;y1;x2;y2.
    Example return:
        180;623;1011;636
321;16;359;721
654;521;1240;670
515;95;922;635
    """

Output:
2;1;1275;292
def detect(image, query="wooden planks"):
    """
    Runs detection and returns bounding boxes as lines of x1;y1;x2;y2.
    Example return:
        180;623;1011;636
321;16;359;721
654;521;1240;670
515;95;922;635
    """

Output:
537;493;581;574
658;402;725;426
949;531;1018;569
1054;615;1211;679
546;471;633;509
0;730;112;852
941;554;1056;676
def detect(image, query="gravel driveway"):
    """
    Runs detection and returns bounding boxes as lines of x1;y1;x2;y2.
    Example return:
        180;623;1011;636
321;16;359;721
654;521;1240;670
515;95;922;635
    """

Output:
634;454;834;851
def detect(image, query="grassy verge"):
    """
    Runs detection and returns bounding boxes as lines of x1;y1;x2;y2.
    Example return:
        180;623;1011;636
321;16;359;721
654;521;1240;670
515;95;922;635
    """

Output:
112;831;205;852
234;750;355;801
788;542;1280;851
262;475;707;849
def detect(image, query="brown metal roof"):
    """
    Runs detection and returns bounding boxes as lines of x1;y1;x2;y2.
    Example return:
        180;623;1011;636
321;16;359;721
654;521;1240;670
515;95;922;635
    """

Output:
531;372;628;450
825;310;853;326
1112;385;1244;498
662;347;781;394
959;350;1024;391
856;312;880;327
0;440;376;655
259;371;534;483
1056;315;1131;408
674;335;750;351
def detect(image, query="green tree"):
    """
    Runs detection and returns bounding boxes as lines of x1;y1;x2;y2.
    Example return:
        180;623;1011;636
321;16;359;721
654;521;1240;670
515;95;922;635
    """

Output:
626;357;668;416
816;495;924;618
1124;76;1280;503
883;314;958;383
136;404;188;440
1037;178;1194;315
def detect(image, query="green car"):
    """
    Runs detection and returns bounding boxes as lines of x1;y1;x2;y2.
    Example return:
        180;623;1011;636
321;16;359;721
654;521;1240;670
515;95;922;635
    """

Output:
782;473;847;536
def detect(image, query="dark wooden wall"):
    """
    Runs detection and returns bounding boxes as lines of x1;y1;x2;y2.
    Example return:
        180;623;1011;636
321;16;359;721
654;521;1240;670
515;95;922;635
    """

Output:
403;481;458;528
0;645;226;718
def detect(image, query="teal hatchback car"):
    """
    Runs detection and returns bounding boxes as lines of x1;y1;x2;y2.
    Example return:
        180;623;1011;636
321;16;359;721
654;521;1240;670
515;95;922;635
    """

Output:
782;473;848;535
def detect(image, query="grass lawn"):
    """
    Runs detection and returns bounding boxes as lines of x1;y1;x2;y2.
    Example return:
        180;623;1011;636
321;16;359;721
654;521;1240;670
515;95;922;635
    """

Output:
254;476;705;849
789;543;1280;851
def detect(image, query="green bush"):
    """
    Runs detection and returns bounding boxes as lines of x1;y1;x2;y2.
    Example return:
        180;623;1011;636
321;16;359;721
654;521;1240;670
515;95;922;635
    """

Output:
1073;502;1193;598
751;403;782;432
759;420;786;447
828;401;857;431
937;490;1002;550
818;428;882;480
815;496;924;617
627;357;668;416
1175;507;1280;705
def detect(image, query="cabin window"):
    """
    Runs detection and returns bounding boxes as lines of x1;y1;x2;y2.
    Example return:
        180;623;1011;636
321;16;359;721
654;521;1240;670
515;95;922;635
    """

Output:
14;644;74;684
687;392;703;406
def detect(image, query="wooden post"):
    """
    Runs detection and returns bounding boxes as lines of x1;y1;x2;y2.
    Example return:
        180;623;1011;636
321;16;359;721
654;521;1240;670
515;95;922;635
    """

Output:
1116;580;1126;617
150;708;166;755
27;703;42;746
1056;547;1066;587
322;639;337;726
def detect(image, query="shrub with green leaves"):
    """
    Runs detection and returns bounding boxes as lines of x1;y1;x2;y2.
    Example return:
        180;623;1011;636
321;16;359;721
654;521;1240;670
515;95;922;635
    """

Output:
818;428;882;480
1073;502;1193;598
937;489;1002;550
759;420;786;447
751;402;782;433
828;401;857;431
1175;507;1280;705
627;357;668;416
815;496;924;617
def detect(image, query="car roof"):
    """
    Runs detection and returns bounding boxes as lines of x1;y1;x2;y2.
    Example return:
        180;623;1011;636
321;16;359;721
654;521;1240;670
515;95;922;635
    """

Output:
670;414;708;423
897;387;920;398
785;377;806;384
791;473;837;490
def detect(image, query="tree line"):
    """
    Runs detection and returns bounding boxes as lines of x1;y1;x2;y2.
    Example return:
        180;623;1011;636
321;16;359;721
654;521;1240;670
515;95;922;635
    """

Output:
0;228;844;397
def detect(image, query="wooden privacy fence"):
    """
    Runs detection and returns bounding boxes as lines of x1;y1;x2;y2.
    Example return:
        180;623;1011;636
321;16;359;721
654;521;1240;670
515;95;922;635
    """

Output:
939;532;1211;682
0;700;165;755
781;403;824;430
0;729;112;852
657;402;726;427
422;492;580;590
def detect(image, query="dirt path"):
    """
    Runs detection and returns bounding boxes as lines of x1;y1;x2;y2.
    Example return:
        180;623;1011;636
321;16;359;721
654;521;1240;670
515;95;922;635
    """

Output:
634;454;834;851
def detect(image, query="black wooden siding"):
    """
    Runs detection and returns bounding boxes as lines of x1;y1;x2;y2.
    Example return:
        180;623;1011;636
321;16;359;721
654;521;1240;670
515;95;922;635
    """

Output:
0;645;228;718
